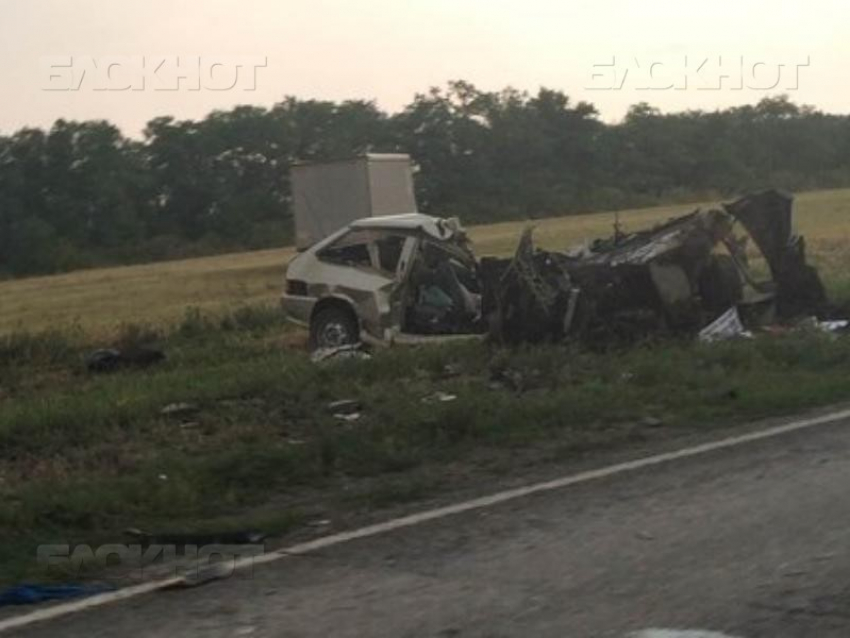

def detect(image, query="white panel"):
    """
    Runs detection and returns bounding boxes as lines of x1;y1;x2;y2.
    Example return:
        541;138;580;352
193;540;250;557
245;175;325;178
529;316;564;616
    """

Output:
292;155;418;250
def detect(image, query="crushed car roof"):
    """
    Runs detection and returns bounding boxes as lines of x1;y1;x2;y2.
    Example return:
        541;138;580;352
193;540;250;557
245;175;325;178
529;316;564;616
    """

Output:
350;214;464;241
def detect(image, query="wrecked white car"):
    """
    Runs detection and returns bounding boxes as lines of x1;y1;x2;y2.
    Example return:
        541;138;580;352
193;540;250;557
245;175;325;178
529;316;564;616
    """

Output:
282;213;486;349
284;190;833;350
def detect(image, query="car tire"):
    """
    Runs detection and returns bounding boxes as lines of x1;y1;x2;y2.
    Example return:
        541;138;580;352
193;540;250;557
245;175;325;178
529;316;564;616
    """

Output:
310;305;359;350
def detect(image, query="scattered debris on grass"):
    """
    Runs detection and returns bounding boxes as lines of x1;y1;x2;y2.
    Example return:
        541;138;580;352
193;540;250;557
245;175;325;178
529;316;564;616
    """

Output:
488;366;544;393
813;319;850;334
640;416;664;429
699;308;752;343
328;399;363;421
311;343;372;364
334;412;362;422
434;363;462;380
326;399;361;415
7;305;850;590
421;391;458;404
87;347;165;373
160;402;200;419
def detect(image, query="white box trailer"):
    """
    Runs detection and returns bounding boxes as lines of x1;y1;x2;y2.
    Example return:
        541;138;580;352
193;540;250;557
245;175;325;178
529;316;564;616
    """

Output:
291;154;418;250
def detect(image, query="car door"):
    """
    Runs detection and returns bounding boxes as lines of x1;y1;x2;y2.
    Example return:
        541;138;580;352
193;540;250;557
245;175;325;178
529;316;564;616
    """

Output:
372;232;420;336
314;229;400;338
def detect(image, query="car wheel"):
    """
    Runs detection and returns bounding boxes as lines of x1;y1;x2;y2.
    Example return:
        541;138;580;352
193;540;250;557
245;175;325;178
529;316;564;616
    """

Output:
310;306;359;350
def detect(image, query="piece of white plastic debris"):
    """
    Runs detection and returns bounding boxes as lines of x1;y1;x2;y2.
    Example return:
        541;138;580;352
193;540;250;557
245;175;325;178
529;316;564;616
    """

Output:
334;413;362;422
699;308;752;343
421;391;458;404
818;319;849;333
327;399;361;415
311;343;371;364
160;402;200;417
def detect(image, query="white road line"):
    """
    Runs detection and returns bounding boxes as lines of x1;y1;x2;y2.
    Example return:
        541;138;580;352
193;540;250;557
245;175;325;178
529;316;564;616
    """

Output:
630;631;743;638
4;406;850;634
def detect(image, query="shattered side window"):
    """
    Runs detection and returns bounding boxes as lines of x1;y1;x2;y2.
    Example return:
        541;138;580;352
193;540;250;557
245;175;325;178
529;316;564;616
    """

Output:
318;230;373;268
375;235;406;275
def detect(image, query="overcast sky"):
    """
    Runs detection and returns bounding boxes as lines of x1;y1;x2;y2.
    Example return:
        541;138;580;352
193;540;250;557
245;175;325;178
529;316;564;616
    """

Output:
1;0;846;137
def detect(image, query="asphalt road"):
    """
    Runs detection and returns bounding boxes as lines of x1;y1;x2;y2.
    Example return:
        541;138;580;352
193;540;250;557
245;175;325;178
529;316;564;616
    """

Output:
12;413;850;637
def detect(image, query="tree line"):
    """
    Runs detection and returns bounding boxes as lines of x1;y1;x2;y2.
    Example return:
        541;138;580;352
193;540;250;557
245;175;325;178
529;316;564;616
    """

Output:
2;81;850;276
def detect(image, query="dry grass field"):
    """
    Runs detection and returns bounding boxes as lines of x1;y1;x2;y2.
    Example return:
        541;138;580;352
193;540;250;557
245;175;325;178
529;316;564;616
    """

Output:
1;188;849;335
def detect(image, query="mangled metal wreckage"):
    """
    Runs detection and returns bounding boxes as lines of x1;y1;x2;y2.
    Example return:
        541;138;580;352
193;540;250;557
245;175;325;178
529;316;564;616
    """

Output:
485;189;829;345
282;190;829;349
